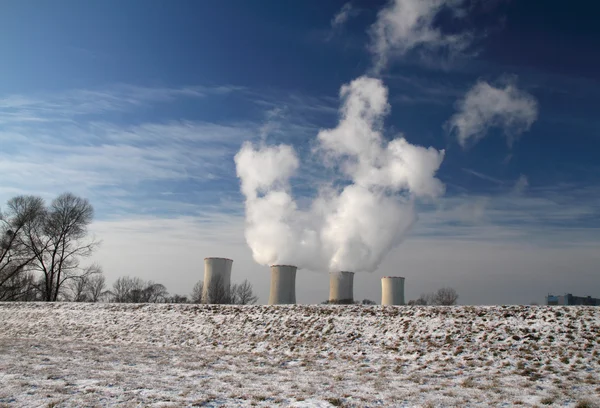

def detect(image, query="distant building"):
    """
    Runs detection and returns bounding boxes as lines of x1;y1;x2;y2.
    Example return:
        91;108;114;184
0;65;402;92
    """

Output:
546;293;600;306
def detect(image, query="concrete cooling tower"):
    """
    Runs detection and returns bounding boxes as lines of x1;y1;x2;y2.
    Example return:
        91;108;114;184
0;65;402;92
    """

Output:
381;276;405;305
268;265;297;305
329;271;354;304
202;257;233;304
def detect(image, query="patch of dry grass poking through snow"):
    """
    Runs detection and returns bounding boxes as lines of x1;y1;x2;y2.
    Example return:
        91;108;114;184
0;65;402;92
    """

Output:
575;400;600;408
540;394;557;405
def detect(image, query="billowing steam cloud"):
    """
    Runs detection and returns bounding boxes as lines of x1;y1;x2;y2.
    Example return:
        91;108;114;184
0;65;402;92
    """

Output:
235;77;445;272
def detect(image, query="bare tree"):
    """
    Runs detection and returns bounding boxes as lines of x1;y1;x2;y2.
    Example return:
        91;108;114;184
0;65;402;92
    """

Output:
65;264;103;302
412;288;458;305
0;271;39;301
167;294;188;303
143;282;169;303
18;193;99;301
192;278;257;305
124;277;146;303
234;280;258;305
87;271;107;302
204;274;231;304
111;276;144;303
409;293;436;305
434;287;459;306
229;283;239;305
109;276;169;303
0;196;45;301
190;280;203;303
67;275;90;302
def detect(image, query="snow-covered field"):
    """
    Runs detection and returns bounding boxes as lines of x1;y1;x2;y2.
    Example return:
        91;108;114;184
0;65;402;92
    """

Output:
0;303;598;407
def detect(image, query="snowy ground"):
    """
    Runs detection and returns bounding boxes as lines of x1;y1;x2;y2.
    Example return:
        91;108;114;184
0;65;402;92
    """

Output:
0;303;599;407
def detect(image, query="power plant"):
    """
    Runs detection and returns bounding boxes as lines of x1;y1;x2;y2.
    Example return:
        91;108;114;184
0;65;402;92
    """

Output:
381;276;405;305
202;257;233;304
200;257;408;306
329;271;354;304
269;265;297;305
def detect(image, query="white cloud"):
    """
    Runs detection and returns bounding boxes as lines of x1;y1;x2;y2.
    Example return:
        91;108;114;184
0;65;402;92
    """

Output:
369;0;473;72
447;79;539;147
235;76;445;273
512;175;529;195
331;3;355;29
258;107;286;142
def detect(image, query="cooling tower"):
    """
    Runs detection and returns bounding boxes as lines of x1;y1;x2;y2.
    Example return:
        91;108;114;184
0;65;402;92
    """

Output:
329;271;354;304
268;265;297;305
381;276;405;305
202;257;233;304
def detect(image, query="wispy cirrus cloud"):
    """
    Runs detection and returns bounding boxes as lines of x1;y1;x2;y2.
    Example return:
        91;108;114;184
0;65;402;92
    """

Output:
416;182;600;245
0;83;260;218
512;175;529;195
384;73;464;105
0;120;256;207
0;84;244;124
461;168;505;186
0;82;340;221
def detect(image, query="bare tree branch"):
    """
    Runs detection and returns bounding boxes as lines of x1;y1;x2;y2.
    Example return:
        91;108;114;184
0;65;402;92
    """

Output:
87;272;106;302
109;276;169;303
0;196;45;301
434;287;459;306
235;280;258;305
203;274;231;304
27;193;98;300
190;280;203;304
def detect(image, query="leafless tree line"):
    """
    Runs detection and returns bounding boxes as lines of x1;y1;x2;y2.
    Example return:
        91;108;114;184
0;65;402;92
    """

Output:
0;193;250;304
109;276;170;303
191;275;258;305
1;193;99;301
96;274;257;304
408;287;459;306
63;265;107;302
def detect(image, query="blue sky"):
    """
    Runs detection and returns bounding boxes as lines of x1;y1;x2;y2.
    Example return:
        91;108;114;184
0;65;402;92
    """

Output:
1;0;599;304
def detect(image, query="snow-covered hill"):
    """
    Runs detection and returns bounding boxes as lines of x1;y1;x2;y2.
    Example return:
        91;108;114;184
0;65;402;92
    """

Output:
1;303;599;407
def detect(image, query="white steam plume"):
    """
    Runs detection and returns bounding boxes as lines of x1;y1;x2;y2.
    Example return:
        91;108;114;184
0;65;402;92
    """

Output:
234;76;445;272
